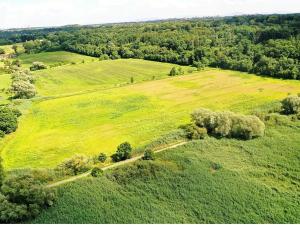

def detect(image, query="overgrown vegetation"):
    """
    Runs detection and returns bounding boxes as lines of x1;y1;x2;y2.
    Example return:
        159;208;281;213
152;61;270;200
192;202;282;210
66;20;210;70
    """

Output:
0;158;56;223
0;105;21;137
191;108;265;140
10;69;36;99
111;142;133;162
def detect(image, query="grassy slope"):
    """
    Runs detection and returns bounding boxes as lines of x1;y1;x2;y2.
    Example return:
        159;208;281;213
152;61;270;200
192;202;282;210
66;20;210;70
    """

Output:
1;64;300;169
32;119;300;223
33;59;191;96
18;51;95;68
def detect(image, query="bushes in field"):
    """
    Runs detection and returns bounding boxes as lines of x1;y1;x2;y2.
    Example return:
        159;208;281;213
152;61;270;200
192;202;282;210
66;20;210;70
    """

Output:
91;167;103;177
10;69;36;99
281;95;300;115
98;153;107;163
191;108;265;140
169;67;184;76
30;62;47;71
142;149;155;161
58;154;91;175
111;142;132;162
180;124;207;140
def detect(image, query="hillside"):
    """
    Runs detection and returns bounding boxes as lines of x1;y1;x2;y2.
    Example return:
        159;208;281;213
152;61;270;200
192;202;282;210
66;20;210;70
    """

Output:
1;57;300;169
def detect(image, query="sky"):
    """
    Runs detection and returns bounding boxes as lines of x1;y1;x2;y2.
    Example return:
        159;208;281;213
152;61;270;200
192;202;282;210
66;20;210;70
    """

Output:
1;0;300;29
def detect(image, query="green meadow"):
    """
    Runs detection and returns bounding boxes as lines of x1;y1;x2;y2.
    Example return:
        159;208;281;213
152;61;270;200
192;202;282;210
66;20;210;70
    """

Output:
1;57;300;169
33;118;300;223
18;51;95;68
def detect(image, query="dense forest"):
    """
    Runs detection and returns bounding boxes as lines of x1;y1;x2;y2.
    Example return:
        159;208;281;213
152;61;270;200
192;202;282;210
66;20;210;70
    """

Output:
1;14;300;79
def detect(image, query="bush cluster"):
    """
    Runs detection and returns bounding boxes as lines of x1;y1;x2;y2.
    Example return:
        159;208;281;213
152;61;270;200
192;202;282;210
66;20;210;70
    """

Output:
10;69;36;99
0;167;56;223
142;149;155;161
169;67;184;76
191;108;265;140
111;142;132;162
180;124;207;140
30;62;47;71
281;95;300;115
58;154;91;175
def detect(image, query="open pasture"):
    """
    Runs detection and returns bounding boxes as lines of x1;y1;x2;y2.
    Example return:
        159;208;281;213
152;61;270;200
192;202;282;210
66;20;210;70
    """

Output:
1;62;300;169
17;51;96;68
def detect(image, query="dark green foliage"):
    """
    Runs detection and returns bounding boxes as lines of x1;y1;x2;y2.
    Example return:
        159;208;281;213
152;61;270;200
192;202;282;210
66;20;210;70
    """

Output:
142;149;155;161
91;167;103;177
58;154;91;175
180;124;207;140
111;142;132;162
191;108;265;140
0;174;56;223
0;48;5;55
4;14;297;80
211;162;222;171
30;62;47;71
281;95;300;114
0;131;4;138
98;153;107;163
0;106;18;134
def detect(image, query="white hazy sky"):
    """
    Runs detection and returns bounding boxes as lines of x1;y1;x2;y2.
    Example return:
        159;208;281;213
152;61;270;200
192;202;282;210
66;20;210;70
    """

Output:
1;0;300;29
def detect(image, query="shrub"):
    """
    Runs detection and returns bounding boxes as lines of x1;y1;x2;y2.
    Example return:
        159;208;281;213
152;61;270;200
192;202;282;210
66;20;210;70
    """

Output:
10;80;36;99
181;124;207;140
142;149;155;161
169;67;184;76
0;106;18;134
58;154;91;175
191;108;265;140
281;95;300;114
111;142;132;162
30;62;47;71
98;153;107;163
91;167;103;177
211;162;222;171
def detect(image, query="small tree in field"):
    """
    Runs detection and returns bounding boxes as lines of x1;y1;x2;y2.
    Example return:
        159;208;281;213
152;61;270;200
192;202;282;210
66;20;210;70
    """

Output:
111;142;132;162
30;62;47;71
98;153;107;163
142;149;155;161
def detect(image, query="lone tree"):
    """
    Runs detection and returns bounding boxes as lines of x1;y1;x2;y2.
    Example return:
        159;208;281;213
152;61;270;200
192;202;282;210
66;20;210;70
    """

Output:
111;142;132;162
98;153;107;163
30;62;47;71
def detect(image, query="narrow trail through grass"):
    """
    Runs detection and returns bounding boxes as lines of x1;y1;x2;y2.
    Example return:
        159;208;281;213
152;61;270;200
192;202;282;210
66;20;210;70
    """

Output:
47;141;188;188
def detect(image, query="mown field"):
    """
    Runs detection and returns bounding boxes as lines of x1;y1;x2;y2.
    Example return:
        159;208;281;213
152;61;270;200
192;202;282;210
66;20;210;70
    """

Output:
32;117;300;223
18;51;95;68
1;57;300;169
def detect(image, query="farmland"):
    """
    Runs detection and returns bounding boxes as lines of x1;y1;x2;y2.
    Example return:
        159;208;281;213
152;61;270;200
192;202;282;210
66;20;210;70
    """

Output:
1;58;300;169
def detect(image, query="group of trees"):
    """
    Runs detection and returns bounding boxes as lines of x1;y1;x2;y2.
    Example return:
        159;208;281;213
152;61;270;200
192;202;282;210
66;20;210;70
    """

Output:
189;108;265;140
2;14;297;80
0;159;56;223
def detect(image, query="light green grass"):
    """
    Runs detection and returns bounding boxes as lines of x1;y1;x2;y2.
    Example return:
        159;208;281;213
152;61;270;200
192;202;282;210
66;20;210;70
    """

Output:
18;51;95;68
1;61;300;169
32;119;300;223
0;74;11;104
33;59;191;96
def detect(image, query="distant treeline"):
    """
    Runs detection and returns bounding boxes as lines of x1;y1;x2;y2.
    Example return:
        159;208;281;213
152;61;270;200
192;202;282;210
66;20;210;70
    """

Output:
2;14;300;79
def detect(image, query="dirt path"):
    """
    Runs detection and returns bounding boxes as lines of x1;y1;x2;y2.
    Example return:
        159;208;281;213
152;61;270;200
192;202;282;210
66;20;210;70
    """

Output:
47;141;188;188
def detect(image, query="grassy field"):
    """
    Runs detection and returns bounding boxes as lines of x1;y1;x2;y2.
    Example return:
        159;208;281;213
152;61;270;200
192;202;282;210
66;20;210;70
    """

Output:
32;118;300;223
17;51;95;68
33;59;191;96
1;59;300;169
